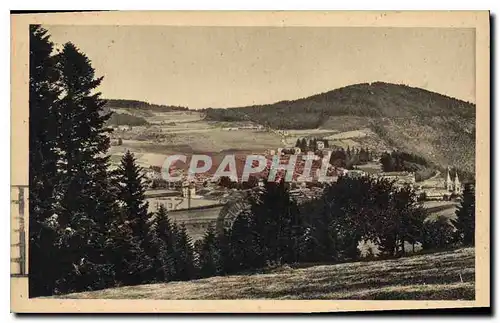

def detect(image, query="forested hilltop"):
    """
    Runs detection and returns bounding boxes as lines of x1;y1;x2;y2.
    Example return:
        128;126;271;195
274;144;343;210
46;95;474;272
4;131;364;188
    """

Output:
104;99;189;112
204;82;476;174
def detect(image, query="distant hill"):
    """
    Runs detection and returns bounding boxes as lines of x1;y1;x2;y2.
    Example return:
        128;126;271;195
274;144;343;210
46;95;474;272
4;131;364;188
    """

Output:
104;99;189;113
103;99;189;126
204;82;475;175
106;112;149;126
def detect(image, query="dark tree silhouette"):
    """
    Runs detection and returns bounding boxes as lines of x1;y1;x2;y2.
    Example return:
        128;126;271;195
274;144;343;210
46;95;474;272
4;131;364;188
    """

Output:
51;41;117;294
454;183;475;246
29;25;62;297
114;150;152;284
422;215;455;250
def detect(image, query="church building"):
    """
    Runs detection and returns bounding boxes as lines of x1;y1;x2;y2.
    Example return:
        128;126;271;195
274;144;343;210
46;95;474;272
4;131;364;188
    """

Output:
444;167;462;194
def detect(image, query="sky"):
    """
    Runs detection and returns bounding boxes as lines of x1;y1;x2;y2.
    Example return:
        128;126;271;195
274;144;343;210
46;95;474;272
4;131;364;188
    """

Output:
45;25;475;109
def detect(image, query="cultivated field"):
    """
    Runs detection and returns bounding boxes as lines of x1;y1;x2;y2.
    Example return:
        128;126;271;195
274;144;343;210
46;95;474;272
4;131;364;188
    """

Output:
108;109;399;169
54;248;474;300
108;110;286;168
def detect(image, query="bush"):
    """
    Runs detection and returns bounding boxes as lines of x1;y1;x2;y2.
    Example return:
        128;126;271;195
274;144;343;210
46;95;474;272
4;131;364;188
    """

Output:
422;215;455;250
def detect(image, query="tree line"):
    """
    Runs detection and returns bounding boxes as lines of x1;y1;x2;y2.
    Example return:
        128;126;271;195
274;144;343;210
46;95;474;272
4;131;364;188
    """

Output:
29;25;475;296
380;150;439;181
294;137;329;152
380;150;430;172
195;176;475;279
328;146;373;169
105;99;188;112
293;138;374;169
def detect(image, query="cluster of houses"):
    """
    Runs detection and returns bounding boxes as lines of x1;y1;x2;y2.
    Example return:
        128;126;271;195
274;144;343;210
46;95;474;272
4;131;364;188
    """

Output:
142;140;464;212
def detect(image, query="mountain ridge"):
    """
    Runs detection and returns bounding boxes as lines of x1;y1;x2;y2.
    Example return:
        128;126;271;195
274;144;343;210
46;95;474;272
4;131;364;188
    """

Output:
203;82;475;175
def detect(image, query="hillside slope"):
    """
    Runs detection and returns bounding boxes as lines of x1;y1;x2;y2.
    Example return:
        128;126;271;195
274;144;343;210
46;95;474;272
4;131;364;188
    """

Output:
54;248;474;300
204;82;476;175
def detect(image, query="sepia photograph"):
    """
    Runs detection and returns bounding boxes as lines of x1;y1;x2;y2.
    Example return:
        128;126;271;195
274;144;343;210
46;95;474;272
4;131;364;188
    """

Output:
10;11;490;313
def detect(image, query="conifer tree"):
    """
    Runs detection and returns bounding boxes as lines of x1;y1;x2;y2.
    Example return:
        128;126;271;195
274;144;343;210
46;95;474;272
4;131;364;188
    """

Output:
229;210;258;271
106;219;144;286
115;150;152;283
29;25;62;297
173;223;196;281
215;227;233;274
116;151;149;237
52;42;116;293
454;183;475;246
197;225;222;277
145;205;176;282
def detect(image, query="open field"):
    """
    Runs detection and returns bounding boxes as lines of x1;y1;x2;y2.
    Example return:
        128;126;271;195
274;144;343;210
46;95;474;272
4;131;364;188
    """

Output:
53;248;474;300
109;110;285;166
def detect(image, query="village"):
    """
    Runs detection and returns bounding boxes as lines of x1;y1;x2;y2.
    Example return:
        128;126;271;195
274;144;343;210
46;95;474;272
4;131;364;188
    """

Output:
107;120;464;241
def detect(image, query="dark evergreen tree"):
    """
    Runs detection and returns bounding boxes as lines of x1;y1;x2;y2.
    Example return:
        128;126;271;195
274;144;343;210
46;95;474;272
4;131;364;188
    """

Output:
52;42;116;294
229;210;258;271
454;183;475;246
173;223;196;281
146;205;176;282
28;25;62;297
197;225;223;277
216;227;233;274
105;218;144;286
115;150;152;283
116;151;149;237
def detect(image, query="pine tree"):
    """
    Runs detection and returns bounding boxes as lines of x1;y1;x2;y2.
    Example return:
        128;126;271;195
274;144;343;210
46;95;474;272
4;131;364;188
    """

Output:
116;151;149;237
173;223;196;281
216;227;233;274
106;218;144;286
28;25;62;297
51;42;116;293
454;183;475;246
197;225;222;277
145;205;176;282
115;150;152;283
229;210;258;271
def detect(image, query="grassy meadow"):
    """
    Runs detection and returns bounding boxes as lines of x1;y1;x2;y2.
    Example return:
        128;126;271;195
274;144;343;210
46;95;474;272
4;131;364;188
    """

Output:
54;247;474;300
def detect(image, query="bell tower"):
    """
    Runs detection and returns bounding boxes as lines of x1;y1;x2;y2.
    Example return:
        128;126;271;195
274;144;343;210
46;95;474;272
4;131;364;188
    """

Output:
445;167;453;191
453;172;461;194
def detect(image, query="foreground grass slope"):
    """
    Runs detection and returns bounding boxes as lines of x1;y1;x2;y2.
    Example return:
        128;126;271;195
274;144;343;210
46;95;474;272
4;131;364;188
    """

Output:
56;248;474;300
